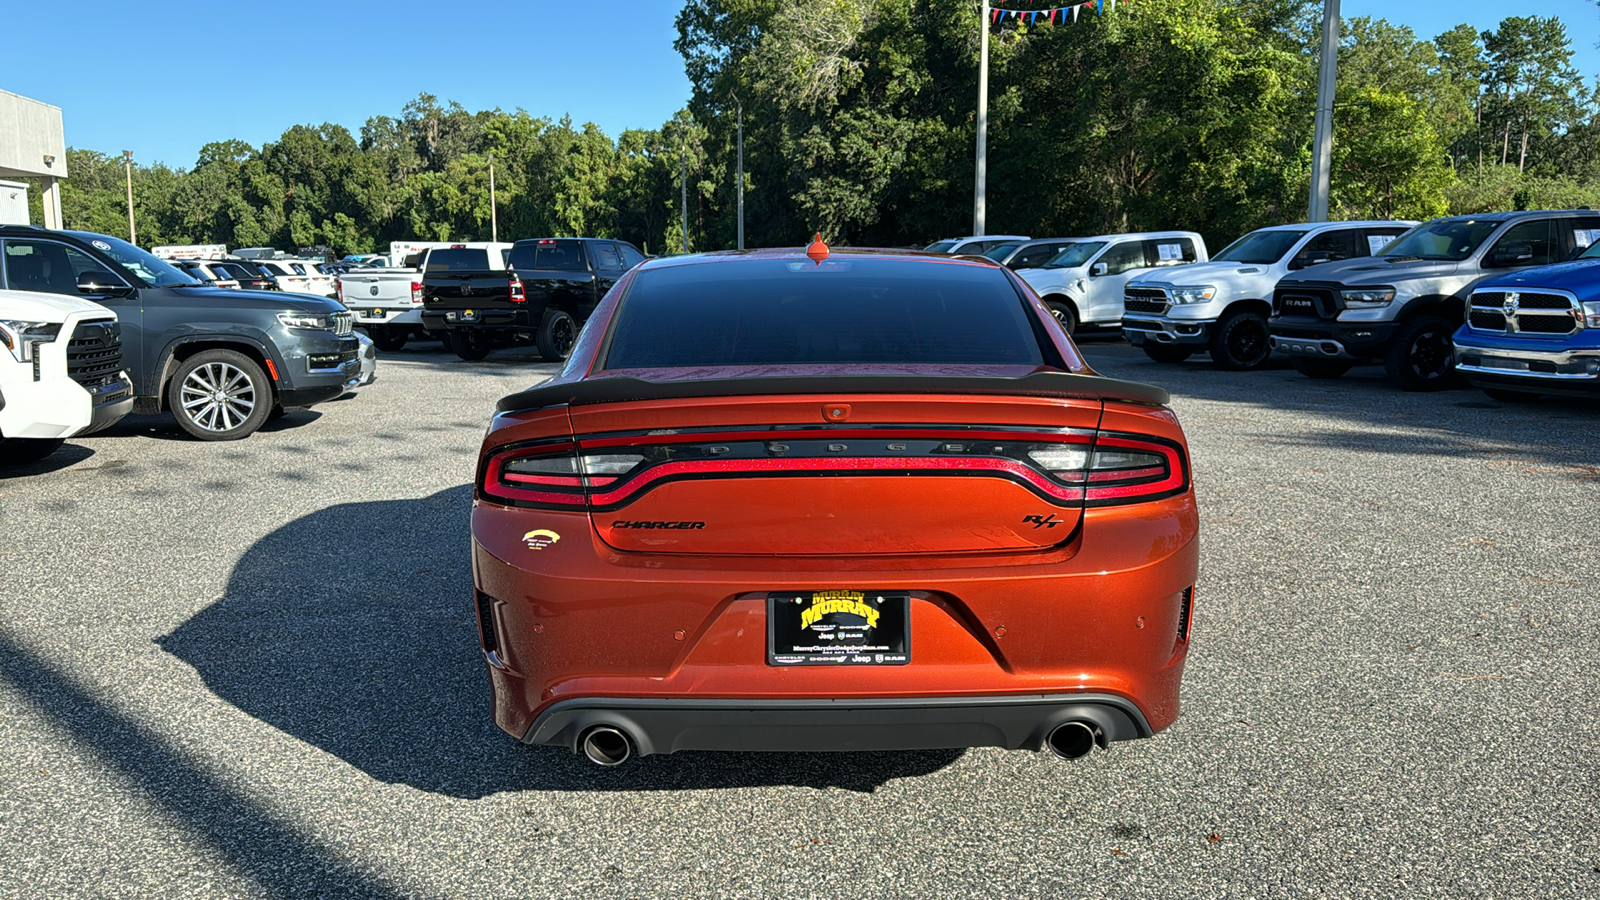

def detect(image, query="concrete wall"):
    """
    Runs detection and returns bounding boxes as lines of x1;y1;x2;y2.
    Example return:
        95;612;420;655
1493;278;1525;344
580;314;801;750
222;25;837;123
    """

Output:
0;89;68;180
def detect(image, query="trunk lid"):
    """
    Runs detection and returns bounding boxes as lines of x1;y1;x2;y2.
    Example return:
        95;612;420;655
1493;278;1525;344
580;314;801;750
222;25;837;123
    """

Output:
567;393;1102;556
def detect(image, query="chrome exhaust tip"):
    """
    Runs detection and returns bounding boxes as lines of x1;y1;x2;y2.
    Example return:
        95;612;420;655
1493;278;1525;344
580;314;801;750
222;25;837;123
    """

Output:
580;726;634;767
1046;720;1102;760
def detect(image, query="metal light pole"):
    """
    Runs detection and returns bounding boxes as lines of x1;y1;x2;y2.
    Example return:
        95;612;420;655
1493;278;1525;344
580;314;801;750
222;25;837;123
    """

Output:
1308;0;1340;222
733;94;745;250
681;136;690;254
122;150;136;243
488;152;498;242
973;0;990;236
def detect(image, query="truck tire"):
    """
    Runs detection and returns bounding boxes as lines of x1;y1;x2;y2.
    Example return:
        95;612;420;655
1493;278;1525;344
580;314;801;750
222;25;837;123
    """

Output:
1207;309;1271;370
1383;315;1458;391
537;310;578;361
1044;300;1077;335
0;437;65;465
451;331;493;361
168;349;273;441
369;325;408;352
1142;344;1193;364
1290;357;1352;379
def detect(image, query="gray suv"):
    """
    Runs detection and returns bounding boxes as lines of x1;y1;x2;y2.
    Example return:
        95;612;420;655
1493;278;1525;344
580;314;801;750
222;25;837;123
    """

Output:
1269;210;1600;390
0;226;362;440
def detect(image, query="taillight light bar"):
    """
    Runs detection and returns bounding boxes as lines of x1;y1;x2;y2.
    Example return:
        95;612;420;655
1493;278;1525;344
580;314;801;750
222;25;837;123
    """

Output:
479;429;1187;510
509;276;525;303
410;281;423;305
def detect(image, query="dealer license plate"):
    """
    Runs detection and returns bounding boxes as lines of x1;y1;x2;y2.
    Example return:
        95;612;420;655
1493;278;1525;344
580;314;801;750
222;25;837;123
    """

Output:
369;308;385;318
767;590;909;666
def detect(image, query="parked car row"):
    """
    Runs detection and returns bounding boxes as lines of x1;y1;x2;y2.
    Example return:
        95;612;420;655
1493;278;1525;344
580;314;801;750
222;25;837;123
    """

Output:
929;208;1600;399
0;225;375;465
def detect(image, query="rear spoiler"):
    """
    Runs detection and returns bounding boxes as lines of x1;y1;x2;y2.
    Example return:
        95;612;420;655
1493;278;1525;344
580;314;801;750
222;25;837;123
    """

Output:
496;371;1170;413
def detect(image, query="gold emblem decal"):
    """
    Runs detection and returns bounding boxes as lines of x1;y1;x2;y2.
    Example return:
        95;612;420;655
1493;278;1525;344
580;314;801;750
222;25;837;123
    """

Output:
523;529;561;550
800;590;881;629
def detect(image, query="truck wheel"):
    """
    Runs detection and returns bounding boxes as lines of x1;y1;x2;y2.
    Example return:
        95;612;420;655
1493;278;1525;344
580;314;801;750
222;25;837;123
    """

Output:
369;325;408;352
1044;300;1077;335
1142;344;1193;364
537;310;578;361
168;349;273;441
1207;309;1271;370
1384;315;1457;391
1290;357;1352;379
0;437;65;465
451;331;493;361
1483;387;1541;403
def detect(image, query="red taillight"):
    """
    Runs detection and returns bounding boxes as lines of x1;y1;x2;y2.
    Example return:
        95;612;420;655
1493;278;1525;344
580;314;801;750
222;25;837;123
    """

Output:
509;275;525;303
482;443;645;507
336;280;343;301
411;280;423;304
1025;432;1187;506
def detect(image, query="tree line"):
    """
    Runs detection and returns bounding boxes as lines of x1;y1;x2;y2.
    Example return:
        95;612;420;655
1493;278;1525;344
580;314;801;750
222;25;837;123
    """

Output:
25;0;1600;256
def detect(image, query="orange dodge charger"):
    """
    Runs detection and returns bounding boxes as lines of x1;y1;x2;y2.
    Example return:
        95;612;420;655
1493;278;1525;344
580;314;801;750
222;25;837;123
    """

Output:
471;243;1197;766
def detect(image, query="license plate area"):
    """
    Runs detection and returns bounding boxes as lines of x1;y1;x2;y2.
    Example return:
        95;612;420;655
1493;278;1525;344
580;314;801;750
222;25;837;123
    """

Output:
767;591;909;666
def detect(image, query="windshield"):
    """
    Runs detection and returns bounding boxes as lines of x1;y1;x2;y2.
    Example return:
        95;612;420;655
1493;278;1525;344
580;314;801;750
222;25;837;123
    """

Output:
982;242;1023;261
75;233;198;287
1379;219;1500;261
923;240;958;252
1214;230;1307;265
1043;242;1106;269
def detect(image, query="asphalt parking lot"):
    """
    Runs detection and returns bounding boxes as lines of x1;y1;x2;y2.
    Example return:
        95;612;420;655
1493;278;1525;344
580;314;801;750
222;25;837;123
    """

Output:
3;338;1598;898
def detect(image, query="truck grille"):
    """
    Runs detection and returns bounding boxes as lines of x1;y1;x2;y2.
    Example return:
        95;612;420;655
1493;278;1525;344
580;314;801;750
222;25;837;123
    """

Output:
1273;286;1337;319
66;319;124;389
1123;287;1168;315
1468;290;1578;337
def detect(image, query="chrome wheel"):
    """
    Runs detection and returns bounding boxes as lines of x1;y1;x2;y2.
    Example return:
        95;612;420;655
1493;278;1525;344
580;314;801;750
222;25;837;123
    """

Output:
179;361;256;432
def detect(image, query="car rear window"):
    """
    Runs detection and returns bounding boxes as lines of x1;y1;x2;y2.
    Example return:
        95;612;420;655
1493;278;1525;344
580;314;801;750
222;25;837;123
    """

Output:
424;249;491;272
604;259;1047;368
508;240;588;272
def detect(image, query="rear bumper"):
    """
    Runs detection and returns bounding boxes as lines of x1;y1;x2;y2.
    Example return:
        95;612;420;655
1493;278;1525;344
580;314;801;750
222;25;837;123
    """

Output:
421;307;540;333
350;307;422;327
523;694;1151;756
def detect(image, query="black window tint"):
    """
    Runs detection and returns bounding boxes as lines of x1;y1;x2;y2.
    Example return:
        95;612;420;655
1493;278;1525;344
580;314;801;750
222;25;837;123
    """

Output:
1098;242;1149;276
1489;219;1557;267
605;259;1046;368
619;244;646;269
1011;246;1057;269
423;249;490;272
508;240;588;272
1144;238;1197;267
1557;217;1600;258
592;242;623;273
1293;229;1359;267
2;240;104;295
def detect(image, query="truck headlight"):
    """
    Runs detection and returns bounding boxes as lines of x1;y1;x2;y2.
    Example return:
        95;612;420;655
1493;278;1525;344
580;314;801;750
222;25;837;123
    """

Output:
1341;288;1397;309
1170;286;1217;304
1582;300;1600;328
277;312;336;330
0;320;62;363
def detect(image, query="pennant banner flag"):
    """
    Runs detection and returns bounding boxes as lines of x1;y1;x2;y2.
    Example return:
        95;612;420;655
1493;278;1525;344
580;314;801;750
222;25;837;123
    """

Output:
987;0;1130;27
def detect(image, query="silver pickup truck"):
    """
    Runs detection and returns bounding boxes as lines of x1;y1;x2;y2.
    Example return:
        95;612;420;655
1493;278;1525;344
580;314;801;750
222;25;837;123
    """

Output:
337;243;511;350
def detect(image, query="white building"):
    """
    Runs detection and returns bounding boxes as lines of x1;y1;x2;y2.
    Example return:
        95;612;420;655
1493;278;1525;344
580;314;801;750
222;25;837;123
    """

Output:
0;89;68;228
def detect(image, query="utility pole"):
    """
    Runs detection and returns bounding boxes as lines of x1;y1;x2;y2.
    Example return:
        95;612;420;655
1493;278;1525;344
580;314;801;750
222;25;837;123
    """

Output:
733;94;745;250
488;152;498;243
973;0;990;236
681;136;690;254
1308;0;1339;222
122;150;136;243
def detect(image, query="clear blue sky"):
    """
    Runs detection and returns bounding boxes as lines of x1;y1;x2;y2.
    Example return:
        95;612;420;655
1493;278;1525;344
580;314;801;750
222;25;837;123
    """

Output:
1;0;1597;172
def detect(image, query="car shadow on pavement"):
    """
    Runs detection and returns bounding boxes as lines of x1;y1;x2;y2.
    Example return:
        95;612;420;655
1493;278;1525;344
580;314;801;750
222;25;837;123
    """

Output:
159;485;962;798
0;443;95;479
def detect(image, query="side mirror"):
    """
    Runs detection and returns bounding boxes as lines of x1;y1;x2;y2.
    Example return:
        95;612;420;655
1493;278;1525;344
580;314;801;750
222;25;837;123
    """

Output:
1090;262;1108;277
77;271;132;297
1491;243;1535;266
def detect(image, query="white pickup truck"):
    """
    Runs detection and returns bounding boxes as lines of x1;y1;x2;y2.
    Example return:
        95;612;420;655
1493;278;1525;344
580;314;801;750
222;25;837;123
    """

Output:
338;242;511;350
1017;231;1208;334
1122;220;1414;369
0;287;134;465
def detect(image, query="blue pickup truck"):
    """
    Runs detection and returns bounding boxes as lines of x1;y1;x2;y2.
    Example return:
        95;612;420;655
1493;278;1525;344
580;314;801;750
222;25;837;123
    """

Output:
1452;248;1600;401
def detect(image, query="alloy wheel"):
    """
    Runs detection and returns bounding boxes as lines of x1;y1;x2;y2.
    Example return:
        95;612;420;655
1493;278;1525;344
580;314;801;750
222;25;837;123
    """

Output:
179;361;256;432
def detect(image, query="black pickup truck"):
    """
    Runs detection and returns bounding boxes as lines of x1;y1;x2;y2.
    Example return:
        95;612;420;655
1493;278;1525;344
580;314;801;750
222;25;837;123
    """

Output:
419;238;645;361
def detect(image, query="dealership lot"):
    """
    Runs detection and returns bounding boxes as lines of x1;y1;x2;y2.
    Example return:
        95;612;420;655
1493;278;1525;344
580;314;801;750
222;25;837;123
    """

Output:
2;340;1597;898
